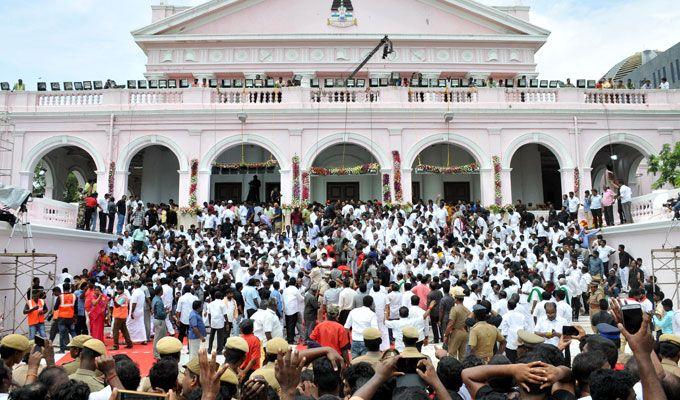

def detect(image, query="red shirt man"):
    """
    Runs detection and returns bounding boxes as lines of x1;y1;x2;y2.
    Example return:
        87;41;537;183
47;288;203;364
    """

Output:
310;308;350;357
411;280;431;310
240;331;261;372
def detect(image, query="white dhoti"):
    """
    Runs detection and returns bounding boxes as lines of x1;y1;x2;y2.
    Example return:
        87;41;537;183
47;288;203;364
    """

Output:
378;321;390;352
127;306;147;343
165;316;175;335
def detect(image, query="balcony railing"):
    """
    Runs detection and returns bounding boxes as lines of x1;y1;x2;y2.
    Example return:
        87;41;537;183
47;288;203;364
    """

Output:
3;87;679;112
27;197;79;229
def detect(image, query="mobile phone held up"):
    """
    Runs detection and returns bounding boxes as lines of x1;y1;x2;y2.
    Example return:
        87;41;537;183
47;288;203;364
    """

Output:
621;303;643;334
561;325;579;336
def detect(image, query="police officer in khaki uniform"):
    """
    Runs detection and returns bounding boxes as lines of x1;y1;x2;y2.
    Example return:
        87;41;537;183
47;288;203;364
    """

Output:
351;327;383;368
659;334;680;377
468;304;505;363
0;334;30;369
62;334;92;375
445;287;470;360
401;326;428;359
69;339;107;392
252;337;290;391
139;337;183;391
515;329;545;360
588;278;605;331
219;368;239;399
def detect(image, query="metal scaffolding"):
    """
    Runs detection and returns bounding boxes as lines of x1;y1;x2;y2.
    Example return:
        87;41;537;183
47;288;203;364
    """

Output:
0;253;57;335
651;248;680;308
0;111;14;185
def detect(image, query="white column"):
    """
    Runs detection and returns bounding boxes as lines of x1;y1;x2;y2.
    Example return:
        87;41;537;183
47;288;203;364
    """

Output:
19;170;34;193
197;170;211;205
95;170;108;196
178;170;190;206
479;168;496;205
501;168;513;205
401;168;413;203
280;169;292;204
580;167;593;198
113;170;129;201
560;168;576;195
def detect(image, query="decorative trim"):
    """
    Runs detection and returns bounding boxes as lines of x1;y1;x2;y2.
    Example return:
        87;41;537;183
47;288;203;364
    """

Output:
310;163;379;176
181;159;200;214
382;173;391;203
108;162;116;195
392;151;403;202
211;159;278;170
415;162;479;174
301;171;310;202
574;167;580;195
292;155;300;206
493;155;502;205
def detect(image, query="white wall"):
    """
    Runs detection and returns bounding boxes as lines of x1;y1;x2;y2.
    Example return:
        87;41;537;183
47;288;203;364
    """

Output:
510;144;545;205
140;146;180;203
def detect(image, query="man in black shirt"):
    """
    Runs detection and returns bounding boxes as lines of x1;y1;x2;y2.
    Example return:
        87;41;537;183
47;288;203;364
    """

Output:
115;195;127;235
590;299;616;332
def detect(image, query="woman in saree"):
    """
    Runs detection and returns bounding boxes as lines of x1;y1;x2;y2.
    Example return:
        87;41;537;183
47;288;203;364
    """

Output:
85;285;109;341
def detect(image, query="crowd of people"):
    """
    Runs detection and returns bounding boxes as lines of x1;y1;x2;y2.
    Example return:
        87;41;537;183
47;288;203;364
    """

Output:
4;184;680;400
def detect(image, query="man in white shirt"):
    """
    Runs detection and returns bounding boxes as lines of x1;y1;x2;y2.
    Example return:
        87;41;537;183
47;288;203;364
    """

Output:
282;278;304;344
207;291;229;353
500;299;532;362
535;302;567;346
344;296;378;358
618;181;633;224
161;278;175;335
175;286;198;344
567;192;580;222
252;299;284;344
338;280;356;325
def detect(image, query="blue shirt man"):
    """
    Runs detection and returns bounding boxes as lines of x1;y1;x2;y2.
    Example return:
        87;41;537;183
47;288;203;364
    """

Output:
188;308;206;339
588;254;604;277
242;283;261;316
152;294;166;320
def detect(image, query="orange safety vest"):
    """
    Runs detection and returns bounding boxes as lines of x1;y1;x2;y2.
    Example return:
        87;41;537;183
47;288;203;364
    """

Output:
27;299;45;325
58;293;76;319
112;294;129;319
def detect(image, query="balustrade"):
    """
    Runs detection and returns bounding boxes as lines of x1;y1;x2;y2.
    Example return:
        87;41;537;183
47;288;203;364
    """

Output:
505;88;558;103
27;198;79;229
212;88;283;104
309;88;379;103
584;89;647;104
129;90;183;104
408;88;476;103
37;92;103;106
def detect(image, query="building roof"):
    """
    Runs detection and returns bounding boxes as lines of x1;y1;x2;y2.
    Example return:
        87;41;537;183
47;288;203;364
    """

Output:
603;50;660;81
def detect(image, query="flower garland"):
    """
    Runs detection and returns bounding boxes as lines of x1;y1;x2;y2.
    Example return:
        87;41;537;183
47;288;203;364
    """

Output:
574;167;580;195
309;163;380;176
301;172;310;201
189;159;199;207
212;159;278;170
108;161;115;195
392;151;402;202
415;162;479;174
493;155;502;206
382;173;391;203
292;155;300;206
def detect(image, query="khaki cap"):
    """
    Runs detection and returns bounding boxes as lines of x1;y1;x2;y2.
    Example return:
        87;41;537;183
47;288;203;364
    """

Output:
451;286;465;298
83;339;107;356
401;347;427;359
68;335;93;349
660;334;680;347
363;327;381;341
265;337;289;354
184;357;200;375
226;336;249;353
517;330;545;347
402;326;419;340
157;337;183;355
220;368;239;384
0;334;30;352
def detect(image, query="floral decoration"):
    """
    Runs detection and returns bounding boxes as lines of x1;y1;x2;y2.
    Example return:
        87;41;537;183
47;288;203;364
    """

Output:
292;155;300;206
415;162;479;174
189;159;199;207
309;163;380;176
212;159;278;170
301;172;310;201
493;155;502;206
382;173;391;202
392;151;402;202
108;161;115;195
574;167;580;195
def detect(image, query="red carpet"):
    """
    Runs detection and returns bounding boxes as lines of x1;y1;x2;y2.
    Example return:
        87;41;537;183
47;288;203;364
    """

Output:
57;339;157;376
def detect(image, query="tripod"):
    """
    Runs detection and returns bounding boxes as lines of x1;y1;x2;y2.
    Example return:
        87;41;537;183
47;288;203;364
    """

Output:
4;209;35;253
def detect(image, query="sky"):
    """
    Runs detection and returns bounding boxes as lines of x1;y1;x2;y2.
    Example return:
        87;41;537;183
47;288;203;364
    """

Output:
1;0;679;89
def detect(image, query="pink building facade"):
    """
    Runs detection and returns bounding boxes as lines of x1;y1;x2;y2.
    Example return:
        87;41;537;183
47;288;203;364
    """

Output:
1;0;679;208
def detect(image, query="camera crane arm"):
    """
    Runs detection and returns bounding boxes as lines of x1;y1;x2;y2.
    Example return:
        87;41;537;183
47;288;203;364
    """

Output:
345;35;393;84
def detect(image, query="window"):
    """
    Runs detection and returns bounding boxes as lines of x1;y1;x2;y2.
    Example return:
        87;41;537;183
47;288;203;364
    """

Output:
676;59;680;80
662;66;667;80
672;63;676;83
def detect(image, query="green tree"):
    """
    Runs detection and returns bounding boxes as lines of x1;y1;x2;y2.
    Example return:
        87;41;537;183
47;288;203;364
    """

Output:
63;172;81;203
648;142;680;189
32;162;46;198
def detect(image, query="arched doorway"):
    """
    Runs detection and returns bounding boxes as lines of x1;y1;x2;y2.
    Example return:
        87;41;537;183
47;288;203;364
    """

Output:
510;144;562;207
127;145;180;204
410;143;481;203
32;146;97;202
590;144;649;196
309;144;381;202
210;144;281;203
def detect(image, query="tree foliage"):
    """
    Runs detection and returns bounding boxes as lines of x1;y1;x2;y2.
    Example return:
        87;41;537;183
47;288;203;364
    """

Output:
32;162;46;198
648;142;680;189
63;172;81;203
